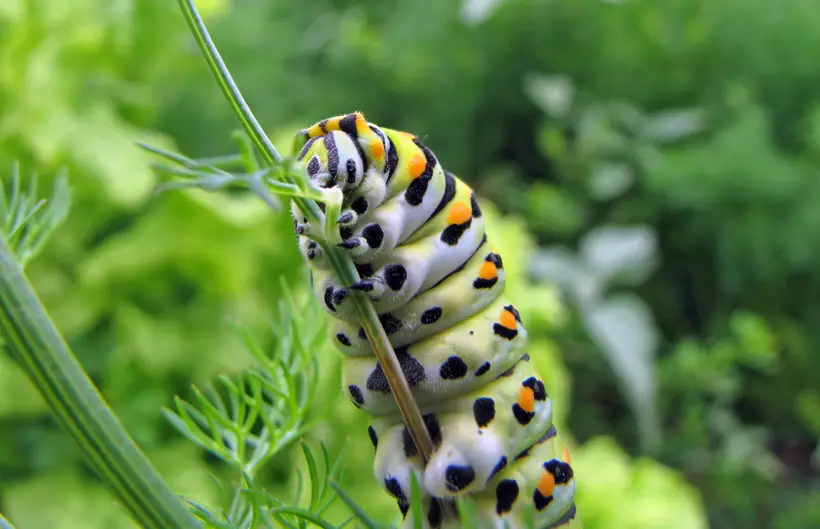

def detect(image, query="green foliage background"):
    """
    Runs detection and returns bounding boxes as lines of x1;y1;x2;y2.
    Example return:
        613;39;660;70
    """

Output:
1;0;818;527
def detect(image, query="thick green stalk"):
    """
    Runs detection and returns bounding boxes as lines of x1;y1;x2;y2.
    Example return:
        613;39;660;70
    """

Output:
0;513;15;529
0;236;201;529
175;0;436;462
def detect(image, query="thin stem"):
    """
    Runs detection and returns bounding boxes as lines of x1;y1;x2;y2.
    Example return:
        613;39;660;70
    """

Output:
0;236;201;529
174;0;436;463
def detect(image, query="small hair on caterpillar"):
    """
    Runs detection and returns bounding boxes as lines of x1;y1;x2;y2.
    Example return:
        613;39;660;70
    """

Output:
292;112;580;529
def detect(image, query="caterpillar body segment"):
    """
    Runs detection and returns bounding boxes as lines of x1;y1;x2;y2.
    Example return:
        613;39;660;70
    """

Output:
340;298;526;413
292;113;579;529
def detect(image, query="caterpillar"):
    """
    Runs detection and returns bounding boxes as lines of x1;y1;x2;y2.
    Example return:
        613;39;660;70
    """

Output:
290;112;580;529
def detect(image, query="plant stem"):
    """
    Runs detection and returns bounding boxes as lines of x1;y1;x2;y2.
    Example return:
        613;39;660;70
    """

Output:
174;0;436;462
0;236;201;529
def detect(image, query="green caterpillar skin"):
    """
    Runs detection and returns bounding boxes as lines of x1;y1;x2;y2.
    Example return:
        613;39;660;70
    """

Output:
291;113;580;529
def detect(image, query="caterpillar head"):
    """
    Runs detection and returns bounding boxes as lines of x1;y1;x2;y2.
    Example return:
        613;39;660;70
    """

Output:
294;130;366;191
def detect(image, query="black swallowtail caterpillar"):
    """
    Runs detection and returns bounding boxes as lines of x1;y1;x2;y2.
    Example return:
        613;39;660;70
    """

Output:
290;113;579;529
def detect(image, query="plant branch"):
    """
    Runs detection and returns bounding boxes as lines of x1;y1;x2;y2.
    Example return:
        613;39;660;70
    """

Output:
174;0;436;462
0;235;201;529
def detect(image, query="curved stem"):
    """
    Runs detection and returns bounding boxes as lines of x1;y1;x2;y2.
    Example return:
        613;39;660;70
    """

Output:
174;0;435;462
0;237;201;529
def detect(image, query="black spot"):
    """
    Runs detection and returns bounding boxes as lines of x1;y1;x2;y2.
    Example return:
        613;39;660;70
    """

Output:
473;276;498;289
474;362;491;377
473;397;496;428
548;504;578;527
384;476;406;503
351;196;368;214
493;322;518;341
336;333;351;346
318;119;329;133
385;140;399;181
420;306;442;325
307;241;317;249
307;156;321;176
404;140;437;206
323;287;336;312
397;500;409;517
323;134;339;181
523;377;548;401
345;158;358;184
495;479;519;515
545;460;574;484
384;264;407;291
470;192;482;218
348;385;364;407
487;252;503;269
355;262;374;277
440;217;472;246
339;225;353;240
533;488;552;511
489;456;507;480
362;224;384;248
440;356;468;380
402;414;443;458
512;404;535;425
427;498;442;528
444;465;475;492
339;114;358;136
379;313;402;335
367;347;426;393
429;171;457;219
504;304;522;323
357;327;367;340
367;425;378;449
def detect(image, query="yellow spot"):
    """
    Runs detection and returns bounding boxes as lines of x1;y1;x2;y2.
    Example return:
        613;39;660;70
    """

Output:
563;447;571;464
326;119;340;132
499;308;517;330
447;203;471;225
537;470;556;497
370;139;385;159
307;124;324;137
518;387;535;413
354;112;368;130
408;152;426;179
400;131;417;141
478;261;497;280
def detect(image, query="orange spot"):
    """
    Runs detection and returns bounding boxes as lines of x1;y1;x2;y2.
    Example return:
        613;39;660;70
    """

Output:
400;131;417;140
408;152;426;179
518;387;535;413
499;309;517;330
537;470;556;497
354;112;367;130
370;139;385;159
478;261;498;280
447;203;471;225
563;447;571;464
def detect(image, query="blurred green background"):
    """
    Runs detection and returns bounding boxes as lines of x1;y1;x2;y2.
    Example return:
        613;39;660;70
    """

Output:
1;0;819;527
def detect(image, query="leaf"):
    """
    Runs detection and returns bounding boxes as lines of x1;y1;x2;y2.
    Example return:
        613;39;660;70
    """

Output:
579;224;658;287
581;294;661;451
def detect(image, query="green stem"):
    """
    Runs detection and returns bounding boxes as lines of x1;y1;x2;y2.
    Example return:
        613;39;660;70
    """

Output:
175;0;436;462
0;236;201;529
